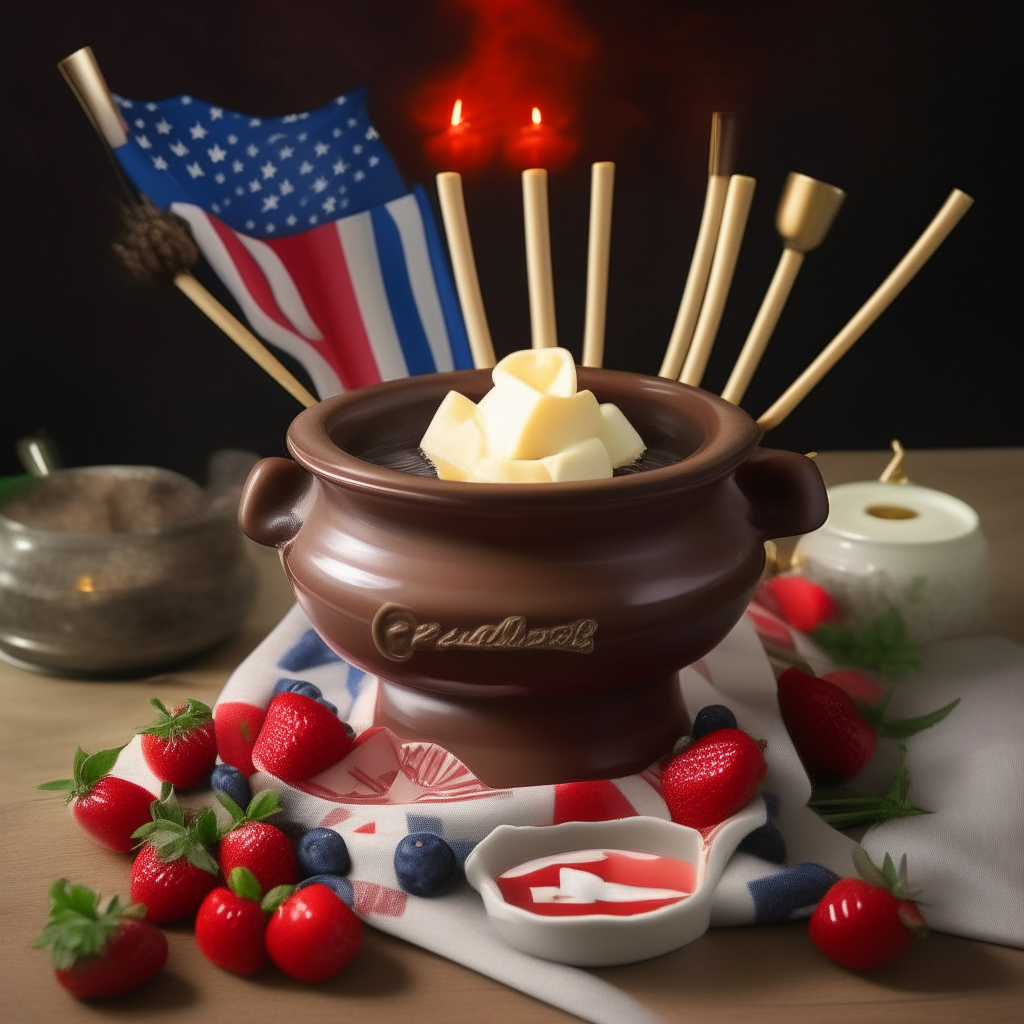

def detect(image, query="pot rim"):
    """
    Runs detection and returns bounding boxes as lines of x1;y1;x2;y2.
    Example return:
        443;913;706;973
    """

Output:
286;367;762;506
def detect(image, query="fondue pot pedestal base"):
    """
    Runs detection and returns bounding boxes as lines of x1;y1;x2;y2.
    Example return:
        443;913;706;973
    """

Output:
373;672;689;789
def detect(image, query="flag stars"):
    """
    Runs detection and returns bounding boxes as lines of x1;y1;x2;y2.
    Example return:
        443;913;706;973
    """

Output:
332;159;348;175
314;141;330;157
282;114;299;124
267;132;285;143
352;144;363;155
286;214;297;226
249;179;262;192
246;219;256;229
214;172;226;184
312;176;328;193
299;161;314;175
186;162;205;178
332;127;342;138
181;96;193;105
368;155;379;167
210;107;224;120
266;223;276;232
134;118;146;128
347;118;357;127
152;155;168;170
232;160;244;173
262;195;280;212
279;179;294;196
170;140;189;156
208;143;227;162
227;134;238;144
155;119;172;134
322;196;337;214
353;169;365;182
211;203;220;213
365;127;379;140
308;215;319;224
249;117;261;127
297;132;308;143
235;186;245;196
189;121;208;139
135;135;152;149
278;145;294;159
260;161;277;179
145;102;157;111
246;143;259;157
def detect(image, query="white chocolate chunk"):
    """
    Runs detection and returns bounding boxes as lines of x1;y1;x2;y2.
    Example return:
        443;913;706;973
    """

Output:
599;403;646;468
477;384;603;460
542;437;613;481
470;456;552;483
423;415;486;481
420;390;478;453
492;346;576;397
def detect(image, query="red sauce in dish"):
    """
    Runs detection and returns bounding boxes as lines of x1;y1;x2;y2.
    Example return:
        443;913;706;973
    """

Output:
495;848;696;918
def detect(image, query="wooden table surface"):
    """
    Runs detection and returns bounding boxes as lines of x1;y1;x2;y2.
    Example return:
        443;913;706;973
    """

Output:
2;448;1022;1024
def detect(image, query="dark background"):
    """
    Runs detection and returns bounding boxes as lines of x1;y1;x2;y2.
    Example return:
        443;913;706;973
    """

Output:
5;0;1018;483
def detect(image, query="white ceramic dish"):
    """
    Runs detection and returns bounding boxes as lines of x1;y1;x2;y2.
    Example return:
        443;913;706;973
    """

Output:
464;803;765;966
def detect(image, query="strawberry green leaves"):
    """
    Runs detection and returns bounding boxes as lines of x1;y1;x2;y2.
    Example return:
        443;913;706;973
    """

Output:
136;698;213;741
215;787;282;835
31;879;146;970
131;784;220;876
37;746;125;802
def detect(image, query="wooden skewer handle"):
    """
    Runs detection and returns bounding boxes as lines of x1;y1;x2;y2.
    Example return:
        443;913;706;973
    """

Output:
58;47;127;149
720;246;805;404
679;175;756;387
173;272;317;408
435;172;496;369
658;175;729;379
522;168;558;349
756;189;974;432
582;162;615;368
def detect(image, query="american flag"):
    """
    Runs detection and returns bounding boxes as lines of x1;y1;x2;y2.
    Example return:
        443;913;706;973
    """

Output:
111;87;472;397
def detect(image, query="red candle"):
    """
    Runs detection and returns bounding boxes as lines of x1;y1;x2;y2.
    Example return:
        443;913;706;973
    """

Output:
505;107;577;171
425;99;491;171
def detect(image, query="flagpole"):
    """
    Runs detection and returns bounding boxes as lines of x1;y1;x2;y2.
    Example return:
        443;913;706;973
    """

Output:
57;46;318;408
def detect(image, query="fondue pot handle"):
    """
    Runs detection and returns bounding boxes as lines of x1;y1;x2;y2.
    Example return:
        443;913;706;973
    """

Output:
734;447;828;542
238;457;312;547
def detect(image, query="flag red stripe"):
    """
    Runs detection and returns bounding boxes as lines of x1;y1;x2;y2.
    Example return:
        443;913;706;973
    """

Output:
267;226;383;390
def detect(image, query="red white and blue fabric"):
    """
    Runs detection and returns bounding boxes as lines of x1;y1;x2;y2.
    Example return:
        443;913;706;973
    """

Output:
106;599;1024;1023
111;88;473;397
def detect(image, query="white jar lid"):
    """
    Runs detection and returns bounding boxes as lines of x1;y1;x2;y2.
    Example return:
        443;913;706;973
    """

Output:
823;481;979;544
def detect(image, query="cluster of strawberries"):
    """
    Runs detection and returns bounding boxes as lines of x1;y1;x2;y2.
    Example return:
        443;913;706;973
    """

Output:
34;694;364;998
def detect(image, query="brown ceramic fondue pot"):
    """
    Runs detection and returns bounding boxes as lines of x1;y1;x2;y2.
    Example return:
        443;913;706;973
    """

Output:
239;368;827;787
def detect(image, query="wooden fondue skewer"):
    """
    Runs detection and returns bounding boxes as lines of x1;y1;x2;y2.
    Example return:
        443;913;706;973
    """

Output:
757;188;974;432
678;174;757;387
581;162;615;368
435;172;496;369
721;173;846;405
659;112;739;379
59;47;317;408
522;168;558;349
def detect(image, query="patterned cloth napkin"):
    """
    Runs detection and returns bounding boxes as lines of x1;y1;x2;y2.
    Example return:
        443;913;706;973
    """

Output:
109;601;1024;1024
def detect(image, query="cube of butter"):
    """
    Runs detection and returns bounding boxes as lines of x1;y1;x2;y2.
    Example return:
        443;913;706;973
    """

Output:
542;437;613;481
477;381;603;461
420;392;485;480
491;346;576;397
599;403;646;468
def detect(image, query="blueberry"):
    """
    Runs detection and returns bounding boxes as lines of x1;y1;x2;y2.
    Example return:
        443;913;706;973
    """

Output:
316;697;338;716
296;874;354;908
272;678;323;701
394;833;458;897
691;704;738;741
297;827;351;878
210;763;251;810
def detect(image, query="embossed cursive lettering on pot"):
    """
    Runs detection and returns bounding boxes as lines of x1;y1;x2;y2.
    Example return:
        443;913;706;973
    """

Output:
372;603;598;662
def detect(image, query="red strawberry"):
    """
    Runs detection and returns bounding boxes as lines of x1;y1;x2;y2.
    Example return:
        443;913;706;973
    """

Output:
777;667;877;781
217;789;298;892
251;693;354;784
129;787;220;924
809;847;926;970
265;883;363;982
757;575;841;633
195;867;271;976
32;879;168;1000
661;727;767;830
137;698;217;789
214;701;267;777
822;669;885;707
38;746;154;853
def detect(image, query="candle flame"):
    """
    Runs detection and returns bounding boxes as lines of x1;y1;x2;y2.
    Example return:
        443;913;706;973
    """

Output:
76;575;95;594
451;99;463;127
531;106;542;125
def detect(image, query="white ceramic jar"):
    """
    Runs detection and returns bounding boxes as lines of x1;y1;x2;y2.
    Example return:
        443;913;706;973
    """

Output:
794;481;988;644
